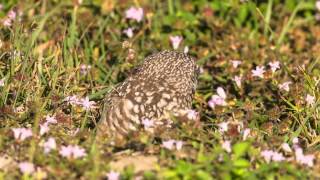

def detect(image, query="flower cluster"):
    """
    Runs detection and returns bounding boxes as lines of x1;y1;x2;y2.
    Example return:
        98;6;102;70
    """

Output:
59;145;87;159
162;140;183;150
64;96;96;110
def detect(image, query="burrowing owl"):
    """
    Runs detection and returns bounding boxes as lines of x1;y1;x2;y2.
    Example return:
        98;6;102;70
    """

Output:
97;50;199;139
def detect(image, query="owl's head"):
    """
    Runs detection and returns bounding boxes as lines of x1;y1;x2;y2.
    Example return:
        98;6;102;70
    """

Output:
136;50;199;86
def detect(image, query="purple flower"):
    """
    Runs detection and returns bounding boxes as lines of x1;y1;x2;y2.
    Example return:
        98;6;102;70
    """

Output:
18;162;35;175
231;60;242;68
72;145;87;158
64;95;80;105
271;152;285;162
242;128;251;140
316;1;320;11
252;66;265;78
0;78;4;87
278;81;292;92
123;28;134;38
295;147;315;167
175;141;183;150
162;140;175;150
80;97;96;110
169;35;183;50
306;94;315;106
125;7;143;22
233;75;242;88
261;150;286;163
40;123;50;136
59;146;73;158
80;64;92;75
221;140;231;153
3;18;12;27
268;61;280;73
12;128;33;141
208;87;227;109
184;46;189;53
7;10;16;20
42;137;57;154
142;118;154;129
59;145;86;159
45;115;57;124
162;140;183;150
281;143;292;153
261;150;274;163
217;122;229;133
186;109;199;121
106;171;120;180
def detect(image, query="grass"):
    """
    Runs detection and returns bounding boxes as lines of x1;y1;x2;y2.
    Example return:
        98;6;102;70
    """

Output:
0;0;320;179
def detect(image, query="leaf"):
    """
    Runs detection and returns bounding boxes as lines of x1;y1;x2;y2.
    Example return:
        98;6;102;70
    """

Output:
232;142;250;159
233;159;250;168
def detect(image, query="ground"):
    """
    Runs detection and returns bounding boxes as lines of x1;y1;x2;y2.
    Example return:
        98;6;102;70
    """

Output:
0;0;320;179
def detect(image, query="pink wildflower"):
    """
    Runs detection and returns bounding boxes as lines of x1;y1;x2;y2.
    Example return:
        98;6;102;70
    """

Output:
261;150;274;163
80;97;96;110
316;1;320;11
221;140;231;153
242;128;251;140
42;137;56;154
278;81;292;92
64;95;80;105
40;123;49;136
59;145;86;159
162;140;175;150
268;61;280;73
162;140;183;150
72;145;87;158
12;128;33;141
45;115;57;124
261;150;286;163
142;118;154;129
184;46;189;53
271;152;285;162
59;146;73;158
18;162;35;175
125;7;143;22
3;18;12;27
295;147;315;167
231;60;242;68
80;64;92;75
175;141;183;150
186;109;199;121
233;75;242;88
281;143;292;153
0;78;4;87
123;28;134;38
208;87;227;109
306;94;315;106
7;10;16;20
217;122;229;133
106;170;120;180
169;35;183;50
252;66;265;78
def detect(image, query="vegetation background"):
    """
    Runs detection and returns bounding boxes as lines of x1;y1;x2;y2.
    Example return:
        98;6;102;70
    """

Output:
0;0;319;179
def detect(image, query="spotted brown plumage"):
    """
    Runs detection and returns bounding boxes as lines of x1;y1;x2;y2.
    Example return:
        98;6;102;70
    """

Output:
97;50;199;139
